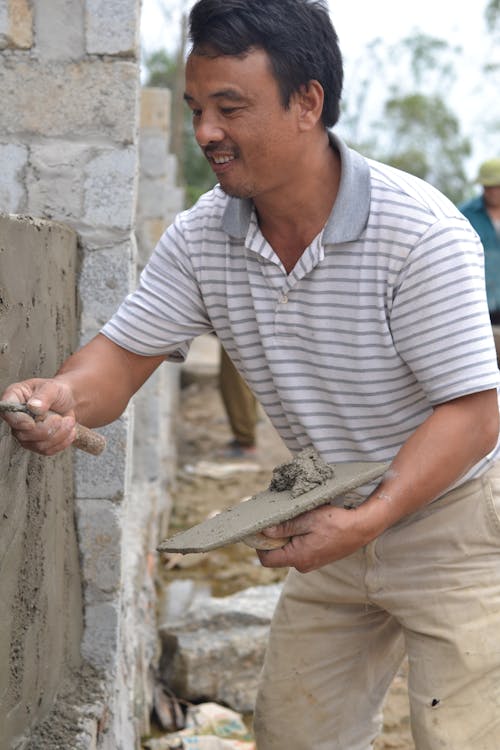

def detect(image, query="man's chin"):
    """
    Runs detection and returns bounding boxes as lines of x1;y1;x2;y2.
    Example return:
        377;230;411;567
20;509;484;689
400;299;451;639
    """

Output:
219;181;254;200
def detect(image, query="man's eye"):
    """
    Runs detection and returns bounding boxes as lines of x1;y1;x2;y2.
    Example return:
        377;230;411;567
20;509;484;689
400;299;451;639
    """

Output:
221;107;239;115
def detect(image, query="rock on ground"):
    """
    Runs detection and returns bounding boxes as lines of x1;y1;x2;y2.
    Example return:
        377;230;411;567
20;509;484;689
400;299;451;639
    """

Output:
159;583;282;714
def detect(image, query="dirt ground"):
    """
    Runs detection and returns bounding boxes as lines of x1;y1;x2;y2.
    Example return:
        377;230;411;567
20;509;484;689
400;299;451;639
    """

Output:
160;372;414;749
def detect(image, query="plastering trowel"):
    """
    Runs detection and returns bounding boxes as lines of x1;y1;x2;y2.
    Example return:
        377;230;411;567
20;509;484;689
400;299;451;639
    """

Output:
158;459;389;553
0;400;106;455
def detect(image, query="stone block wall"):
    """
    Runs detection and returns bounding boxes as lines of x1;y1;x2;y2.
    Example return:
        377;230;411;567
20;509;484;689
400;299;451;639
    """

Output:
0;3;184;749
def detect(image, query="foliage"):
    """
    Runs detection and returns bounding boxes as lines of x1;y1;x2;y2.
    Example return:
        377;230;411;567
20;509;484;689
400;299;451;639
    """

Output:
486;0;500;32
340;32;471;204
484;0;500;79
382;94;470;202
144;49;177;89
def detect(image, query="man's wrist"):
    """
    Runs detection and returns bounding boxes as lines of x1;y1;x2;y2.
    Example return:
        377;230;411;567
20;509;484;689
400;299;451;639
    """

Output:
352;490;399;544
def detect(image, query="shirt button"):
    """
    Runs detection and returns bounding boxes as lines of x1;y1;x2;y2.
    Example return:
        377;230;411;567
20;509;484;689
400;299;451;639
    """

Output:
279;294;289;304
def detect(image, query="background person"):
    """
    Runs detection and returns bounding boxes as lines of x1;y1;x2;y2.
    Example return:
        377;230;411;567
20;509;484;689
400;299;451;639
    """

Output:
2;1;500;748
459;158;500;323
218;344;258;458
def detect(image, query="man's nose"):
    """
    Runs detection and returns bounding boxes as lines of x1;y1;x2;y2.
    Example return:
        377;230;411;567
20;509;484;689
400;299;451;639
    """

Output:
194;115;225;148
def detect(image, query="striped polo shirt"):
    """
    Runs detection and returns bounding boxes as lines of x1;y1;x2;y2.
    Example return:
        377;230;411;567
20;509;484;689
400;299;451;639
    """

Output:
102;133;500;490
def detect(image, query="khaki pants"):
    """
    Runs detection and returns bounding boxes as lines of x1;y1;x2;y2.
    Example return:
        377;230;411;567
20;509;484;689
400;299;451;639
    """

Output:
254;462;500;749
219;346;258;447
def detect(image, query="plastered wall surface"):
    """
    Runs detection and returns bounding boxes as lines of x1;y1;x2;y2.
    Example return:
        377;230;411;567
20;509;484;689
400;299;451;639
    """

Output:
0;214;83;746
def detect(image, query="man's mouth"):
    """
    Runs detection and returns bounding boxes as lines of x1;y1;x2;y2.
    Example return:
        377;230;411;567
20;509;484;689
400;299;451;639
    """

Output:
211;153;235;165
205;148;237;168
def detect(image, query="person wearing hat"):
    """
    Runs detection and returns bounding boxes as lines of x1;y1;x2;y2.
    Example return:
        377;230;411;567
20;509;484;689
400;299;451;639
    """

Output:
459;158;500;325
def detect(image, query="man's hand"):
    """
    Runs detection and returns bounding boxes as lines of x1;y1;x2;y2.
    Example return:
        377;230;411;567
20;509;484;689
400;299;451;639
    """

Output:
258;389;500;574
1;333;165;456
257;504;368;573
1;378;77;456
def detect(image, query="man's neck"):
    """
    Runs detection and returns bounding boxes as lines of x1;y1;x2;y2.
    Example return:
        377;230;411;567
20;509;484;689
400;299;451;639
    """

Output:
254;136;341;273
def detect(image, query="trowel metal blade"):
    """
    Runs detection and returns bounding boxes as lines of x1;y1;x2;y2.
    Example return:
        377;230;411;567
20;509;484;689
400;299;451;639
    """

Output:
158;461;389;554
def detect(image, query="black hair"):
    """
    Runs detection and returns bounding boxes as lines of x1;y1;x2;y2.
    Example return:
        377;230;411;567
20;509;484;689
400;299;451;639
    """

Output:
188;0;343;128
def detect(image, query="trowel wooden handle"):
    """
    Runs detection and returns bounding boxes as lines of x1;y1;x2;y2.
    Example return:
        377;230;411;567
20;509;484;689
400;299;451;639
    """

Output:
73;423;106;455
242;532;290;550
38;411;106;455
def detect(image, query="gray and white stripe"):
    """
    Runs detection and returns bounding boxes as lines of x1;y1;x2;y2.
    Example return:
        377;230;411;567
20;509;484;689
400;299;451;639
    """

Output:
103;135;500;493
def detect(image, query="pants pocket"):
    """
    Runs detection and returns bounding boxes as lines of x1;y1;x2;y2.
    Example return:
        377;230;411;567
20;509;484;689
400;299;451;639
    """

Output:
482;462;500;535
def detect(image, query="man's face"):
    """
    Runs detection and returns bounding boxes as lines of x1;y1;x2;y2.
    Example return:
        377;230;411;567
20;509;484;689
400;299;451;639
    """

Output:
184;47;301;200
484;185;500;211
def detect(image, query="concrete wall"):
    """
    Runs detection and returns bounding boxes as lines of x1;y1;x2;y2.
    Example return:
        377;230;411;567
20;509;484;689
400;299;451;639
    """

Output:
0;3;184;749
0;215;86;747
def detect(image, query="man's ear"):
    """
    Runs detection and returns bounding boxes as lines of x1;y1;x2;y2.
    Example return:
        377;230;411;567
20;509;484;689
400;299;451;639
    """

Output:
295;80;324;131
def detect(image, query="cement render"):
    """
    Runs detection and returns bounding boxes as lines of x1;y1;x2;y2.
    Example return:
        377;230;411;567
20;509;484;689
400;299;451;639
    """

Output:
0;214;84;744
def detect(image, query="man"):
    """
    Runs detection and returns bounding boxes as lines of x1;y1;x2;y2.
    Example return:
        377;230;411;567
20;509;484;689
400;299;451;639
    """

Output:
459;158;500;323
2;1;500;747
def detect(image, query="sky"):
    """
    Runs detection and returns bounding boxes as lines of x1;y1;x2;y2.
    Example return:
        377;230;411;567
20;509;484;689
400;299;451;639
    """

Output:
139;0;498;173
140;0;488;59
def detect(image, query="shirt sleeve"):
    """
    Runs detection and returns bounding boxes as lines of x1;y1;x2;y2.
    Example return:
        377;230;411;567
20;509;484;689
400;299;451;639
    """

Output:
389;215;500;405
101;214;213;360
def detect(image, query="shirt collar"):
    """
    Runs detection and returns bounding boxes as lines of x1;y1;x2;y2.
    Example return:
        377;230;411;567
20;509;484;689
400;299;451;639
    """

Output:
221;132;371;244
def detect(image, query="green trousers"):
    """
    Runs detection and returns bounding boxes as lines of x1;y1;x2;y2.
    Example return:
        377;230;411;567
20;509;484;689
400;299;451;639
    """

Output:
219;346;258;447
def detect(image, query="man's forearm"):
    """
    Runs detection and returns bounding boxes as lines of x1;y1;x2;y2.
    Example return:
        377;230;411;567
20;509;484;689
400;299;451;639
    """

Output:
354;388;500;543
54;333;165;427
257;389;499;573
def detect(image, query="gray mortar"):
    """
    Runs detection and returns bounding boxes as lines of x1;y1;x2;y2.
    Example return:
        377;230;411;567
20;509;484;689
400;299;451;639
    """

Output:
269;447;335;498
0;214;83;745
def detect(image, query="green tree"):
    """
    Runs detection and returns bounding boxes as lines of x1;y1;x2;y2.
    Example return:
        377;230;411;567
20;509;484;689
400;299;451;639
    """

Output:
486;0;500;33
341;32;471;203
144;49;177;89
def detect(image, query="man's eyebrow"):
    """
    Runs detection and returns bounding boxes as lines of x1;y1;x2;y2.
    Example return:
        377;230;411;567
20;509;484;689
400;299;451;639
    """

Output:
183;89;246;104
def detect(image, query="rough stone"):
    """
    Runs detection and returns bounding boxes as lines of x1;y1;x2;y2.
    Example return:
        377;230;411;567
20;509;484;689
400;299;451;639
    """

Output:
78;240;135;334
137;177;184;220
74;415;132;501
0;0;33;50
159;584;282;713
81;602;120;672
34;0;85;60
139;134;170;178
0;59;138;141
83;147;137;230
136;218;168;268
0;142;28;212
76;500;123;604
27;141;91;221
86;0;140;56
140;87;171;134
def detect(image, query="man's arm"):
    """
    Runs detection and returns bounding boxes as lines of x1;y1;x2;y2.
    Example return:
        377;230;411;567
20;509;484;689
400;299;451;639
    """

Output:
258;388;500;573
0;333;165;455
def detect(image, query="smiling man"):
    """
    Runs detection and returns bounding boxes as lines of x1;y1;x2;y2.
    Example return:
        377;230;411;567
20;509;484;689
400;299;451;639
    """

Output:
2;1;500;748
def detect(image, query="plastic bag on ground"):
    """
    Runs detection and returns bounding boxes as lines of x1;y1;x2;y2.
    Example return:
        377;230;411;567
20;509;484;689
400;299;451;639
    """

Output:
143;702;255;750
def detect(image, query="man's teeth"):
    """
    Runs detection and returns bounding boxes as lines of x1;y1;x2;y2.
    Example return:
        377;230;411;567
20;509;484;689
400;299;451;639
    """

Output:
212;155;235;164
